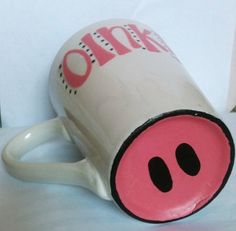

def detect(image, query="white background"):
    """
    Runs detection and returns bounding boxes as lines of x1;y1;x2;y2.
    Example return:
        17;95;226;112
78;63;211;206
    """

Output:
0;1;236;231
0;0;235;127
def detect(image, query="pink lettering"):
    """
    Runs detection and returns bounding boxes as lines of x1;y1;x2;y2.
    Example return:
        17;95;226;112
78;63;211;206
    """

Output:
128;24;168;52
62;23;177;89
63;49;92;88
82;33;115;66
97;26;141;55
154;32;179;60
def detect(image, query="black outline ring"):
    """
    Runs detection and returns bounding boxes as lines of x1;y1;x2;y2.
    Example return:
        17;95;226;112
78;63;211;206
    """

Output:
110;109;235;223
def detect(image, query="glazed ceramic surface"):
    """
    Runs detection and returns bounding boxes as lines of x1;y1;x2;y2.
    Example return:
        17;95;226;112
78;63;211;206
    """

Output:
2;19;234;223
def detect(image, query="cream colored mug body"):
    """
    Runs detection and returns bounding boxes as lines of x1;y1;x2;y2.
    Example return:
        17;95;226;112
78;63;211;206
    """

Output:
2;19;234;223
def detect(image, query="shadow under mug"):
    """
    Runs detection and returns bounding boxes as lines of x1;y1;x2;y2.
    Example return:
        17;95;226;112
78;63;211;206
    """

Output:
2;19;235;223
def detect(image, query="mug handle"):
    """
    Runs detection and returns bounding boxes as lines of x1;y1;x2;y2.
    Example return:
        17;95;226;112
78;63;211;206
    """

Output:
2;117;110;200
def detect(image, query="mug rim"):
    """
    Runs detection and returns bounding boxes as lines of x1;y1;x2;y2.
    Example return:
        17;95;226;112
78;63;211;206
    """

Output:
110;109;235;223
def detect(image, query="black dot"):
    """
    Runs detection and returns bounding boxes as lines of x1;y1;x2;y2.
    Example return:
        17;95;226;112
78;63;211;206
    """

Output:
93;32;97;35
148;157;173;193
133;35;137;38
59;64;62;69
69;89;72;94
176;143;201;176
60;73;62;77
110;48;114;51
74;90;77;95
142;47;146;49
82;45;85;48
105;43;109;46
97;35;100;38
65;85;68;89
90;53;93;57
79;42;82;45
101;39;104;42
62;79;65;83
137;40;140;42
91;60;96;63
127;28;131;30
131;31;134;34
86;48;90;52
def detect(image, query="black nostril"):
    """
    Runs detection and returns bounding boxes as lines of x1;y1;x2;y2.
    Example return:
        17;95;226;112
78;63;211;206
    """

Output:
176;143;201;176
148;156;173;193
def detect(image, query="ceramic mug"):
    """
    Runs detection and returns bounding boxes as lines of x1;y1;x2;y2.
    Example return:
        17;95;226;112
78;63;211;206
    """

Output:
2;19;234;223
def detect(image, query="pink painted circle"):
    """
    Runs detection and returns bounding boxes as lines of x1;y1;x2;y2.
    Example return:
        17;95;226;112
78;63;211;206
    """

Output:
111;111;234;222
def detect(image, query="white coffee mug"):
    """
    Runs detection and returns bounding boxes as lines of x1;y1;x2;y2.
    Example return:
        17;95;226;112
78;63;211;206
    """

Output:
2;19;234;223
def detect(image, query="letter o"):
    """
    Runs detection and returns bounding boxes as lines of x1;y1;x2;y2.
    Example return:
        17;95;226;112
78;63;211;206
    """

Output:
62;49;92;88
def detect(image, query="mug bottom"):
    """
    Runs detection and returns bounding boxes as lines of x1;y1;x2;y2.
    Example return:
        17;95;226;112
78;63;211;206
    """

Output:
110;109;234;223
